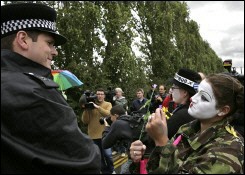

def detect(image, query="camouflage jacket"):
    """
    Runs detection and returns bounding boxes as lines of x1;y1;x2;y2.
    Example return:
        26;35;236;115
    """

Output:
147;117;244;174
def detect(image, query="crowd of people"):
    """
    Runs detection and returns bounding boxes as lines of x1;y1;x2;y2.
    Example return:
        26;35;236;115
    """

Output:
1;2;244;174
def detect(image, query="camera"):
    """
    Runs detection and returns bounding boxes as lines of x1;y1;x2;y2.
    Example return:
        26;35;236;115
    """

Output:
99;116;112;125
79;90;97;109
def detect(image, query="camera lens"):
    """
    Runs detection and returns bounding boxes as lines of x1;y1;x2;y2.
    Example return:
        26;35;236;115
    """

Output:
99;116;112;125
99;117;105;125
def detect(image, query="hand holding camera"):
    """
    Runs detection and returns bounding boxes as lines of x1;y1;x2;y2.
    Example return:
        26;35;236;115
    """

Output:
103;118;110;127
79;91;97;109
99;116;112;126
88;102;100;109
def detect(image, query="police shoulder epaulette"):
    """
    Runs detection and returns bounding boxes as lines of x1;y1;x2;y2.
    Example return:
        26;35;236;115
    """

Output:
24;72;59;88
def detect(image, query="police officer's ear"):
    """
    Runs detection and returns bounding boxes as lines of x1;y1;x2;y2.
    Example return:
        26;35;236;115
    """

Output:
15;31;30;50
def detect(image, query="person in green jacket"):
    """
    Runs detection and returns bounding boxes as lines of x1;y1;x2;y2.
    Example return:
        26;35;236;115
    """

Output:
130;73;244;174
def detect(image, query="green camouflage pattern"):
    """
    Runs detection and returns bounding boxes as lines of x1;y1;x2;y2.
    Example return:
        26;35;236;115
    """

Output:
147;117;244;174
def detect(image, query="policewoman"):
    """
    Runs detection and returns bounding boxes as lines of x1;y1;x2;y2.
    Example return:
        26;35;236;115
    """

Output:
1;3;101;173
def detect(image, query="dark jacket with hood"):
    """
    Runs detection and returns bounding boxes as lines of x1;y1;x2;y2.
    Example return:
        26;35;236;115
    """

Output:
102;114;155;156
167;103;195;139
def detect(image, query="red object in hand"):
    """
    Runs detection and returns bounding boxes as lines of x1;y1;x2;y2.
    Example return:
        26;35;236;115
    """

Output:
140;158;149;174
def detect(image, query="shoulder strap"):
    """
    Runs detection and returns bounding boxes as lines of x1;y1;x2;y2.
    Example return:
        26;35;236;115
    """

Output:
24;72;59;88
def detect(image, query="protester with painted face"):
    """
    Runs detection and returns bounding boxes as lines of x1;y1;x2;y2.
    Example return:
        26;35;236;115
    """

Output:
130;73;244;174
165;68;201;138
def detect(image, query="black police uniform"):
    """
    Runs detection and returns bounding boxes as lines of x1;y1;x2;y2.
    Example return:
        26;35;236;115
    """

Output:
1;50;101;173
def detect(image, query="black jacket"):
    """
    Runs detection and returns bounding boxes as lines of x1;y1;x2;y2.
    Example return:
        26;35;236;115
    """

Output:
130;98;148;114
167;104;195;139
230;112;244;137
1;50;101;174
102;115;155;156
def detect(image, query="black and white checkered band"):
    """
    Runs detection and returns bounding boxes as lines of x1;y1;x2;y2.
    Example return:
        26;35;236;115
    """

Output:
174;73;199;90
1;19;56;35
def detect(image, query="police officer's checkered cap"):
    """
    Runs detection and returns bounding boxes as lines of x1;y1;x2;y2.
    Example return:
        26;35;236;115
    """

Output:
1;3;67;46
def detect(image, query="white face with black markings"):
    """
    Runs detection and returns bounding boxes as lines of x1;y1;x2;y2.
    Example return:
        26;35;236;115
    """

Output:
188;79;220;119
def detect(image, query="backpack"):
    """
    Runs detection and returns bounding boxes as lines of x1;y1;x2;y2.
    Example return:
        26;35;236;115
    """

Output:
118;113;146;141
118;113;155;156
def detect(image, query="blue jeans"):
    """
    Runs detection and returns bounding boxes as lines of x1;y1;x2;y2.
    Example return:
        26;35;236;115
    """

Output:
103;148;114;173
93;139;114;174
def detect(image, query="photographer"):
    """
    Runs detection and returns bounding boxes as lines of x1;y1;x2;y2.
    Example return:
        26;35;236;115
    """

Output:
102;105;155;174
81;88;115;174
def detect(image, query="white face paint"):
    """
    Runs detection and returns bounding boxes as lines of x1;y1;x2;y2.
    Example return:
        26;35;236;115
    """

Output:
188;79;220;119
172;85;181;103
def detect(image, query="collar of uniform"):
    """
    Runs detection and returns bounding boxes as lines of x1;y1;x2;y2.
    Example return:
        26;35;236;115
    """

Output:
1;49;52;79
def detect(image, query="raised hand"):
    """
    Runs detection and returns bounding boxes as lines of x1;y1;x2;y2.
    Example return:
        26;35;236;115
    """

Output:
146;108;169;146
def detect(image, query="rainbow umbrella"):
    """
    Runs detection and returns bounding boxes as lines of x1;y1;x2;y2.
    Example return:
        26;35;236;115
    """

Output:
51;70;83;90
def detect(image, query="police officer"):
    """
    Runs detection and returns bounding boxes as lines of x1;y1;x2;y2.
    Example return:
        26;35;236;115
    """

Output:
1;3;101;173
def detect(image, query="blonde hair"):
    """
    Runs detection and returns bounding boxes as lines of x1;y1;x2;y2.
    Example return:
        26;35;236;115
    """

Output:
115;87;123;93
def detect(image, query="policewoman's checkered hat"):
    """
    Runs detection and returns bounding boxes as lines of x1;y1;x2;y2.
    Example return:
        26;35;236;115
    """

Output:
1;3;67;46
171;68;201;96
